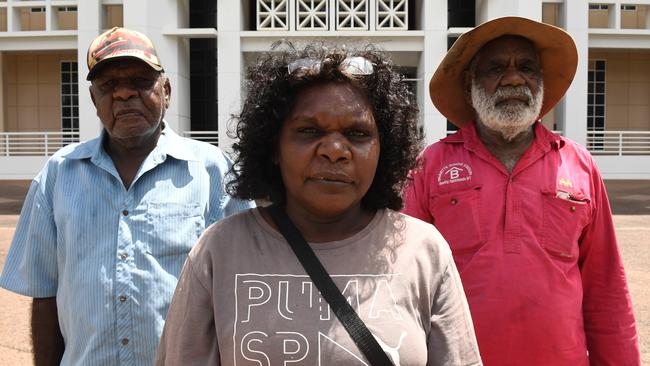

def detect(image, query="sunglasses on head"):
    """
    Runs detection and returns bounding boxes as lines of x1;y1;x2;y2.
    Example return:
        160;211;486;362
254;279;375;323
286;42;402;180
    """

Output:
287;56;374;78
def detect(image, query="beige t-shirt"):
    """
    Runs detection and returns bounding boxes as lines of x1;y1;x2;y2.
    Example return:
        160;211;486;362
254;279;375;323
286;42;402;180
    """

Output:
156;208;481;366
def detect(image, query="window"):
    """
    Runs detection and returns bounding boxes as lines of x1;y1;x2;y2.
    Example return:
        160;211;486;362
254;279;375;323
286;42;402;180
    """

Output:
58;6;78;12
589;4;609;10
30;7;46;13
60;61;79;140
587;60;606;149
542;2;563;27
103;4;123;29
621;5;637;10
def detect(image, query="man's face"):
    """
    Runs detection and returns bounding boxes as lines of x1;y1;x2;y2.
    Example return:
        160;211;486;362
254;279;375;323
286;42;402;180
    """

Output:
89;58;171;146
469;36;544;141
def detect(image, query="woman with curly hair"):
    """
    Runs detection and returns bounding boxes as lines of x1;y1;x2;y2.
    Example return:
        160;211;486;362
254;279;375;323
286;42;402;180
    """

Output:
156;43;481;366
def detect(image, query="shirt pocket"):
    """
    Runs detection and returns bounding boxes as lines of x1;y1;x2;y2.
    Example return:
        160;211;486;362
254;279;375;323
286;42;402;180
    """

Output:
429;186;485;254
541;190;591;261
145;202;205;258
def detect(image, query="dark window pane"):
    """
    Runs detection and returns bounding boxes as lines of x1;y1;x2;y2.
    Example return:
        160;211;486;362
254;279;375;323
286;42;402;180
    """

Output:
596;60;606;70
596;72;605;82
588;94;594;104
63;107;71;117
62;84;71;95
62;96;71;106
72;72;78;82
596;106;604;116
596;83;604;93
72;96;78;106
595;94;605;104
61;62;70;72
588;83;594;93
588;72;594;82
62;73;70;83
73;107;79;117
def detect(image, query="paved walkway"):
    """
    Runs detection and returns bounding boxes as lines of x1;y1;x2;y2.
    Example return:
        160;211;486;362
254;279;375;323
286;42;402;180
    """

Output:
0;180;648;365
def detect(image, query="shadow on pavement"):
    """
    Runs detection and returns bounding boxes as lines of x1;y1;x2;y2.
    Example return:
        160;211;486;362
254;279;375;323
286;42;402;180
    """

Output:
604;180;650;215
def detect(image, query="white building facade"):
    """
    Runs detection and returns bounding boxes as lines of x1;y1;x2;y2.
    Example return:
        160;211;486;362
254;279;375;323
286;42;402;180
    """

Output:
0;0;649;179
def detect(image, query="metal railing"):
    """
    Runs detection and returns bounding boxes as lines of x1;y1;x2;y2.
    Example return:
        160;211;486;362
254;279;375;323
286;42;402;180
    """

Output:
587;130;650;155
182;131;219;147
2;130;648;157
0;131;80;156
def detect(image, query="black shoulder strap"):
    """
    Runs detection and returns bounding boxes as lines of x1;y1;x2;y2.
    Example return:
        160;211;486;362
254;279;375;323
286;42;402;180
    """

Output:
266;204;394;366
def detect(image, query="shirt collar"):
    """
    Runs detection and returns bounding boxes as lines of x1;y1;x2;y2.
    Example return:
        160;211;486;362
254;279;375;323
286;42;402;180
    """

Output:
61;120;199;162
443;120;566;151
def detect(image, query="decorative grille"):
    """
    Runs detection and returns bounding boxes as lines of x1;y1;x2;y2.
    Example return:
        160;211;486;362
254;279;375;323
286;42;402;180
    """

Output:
336;0;368;30
376;0;408;30
297;0;329;30
257;0;289;30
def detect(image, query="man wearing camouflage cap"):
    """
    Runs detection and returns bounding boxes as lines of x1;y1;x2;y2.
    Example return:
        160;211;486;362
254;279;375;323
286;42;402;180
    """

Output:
0;27;253;365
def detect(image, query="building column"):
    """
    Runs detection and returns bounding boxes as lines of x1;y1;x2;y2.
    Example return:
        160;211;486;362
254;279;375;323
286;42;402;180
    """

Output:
76;0;102;141
216;1;242;153
421;0;449;146
562;0;589;146
123;1;190;133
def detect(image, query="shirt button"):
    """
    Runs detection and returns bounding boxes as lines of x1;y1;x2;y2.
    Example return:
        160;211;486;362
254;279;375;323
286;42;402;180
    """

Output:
120;253;128;260
122;210;129;216
570;206;576;212
121;338;129;346
119;295;127;302
450;198;457;205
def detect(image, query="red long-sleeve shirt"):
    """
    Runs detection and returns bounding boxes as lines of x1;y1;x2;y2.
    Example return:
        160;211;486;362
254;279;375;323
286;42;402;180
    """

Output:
403;122;639;366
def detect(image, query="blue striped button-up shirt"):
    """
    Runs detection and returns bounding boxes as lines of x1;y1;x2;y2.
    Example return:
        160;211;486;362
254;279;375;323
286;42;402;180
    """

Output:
0;123;254;365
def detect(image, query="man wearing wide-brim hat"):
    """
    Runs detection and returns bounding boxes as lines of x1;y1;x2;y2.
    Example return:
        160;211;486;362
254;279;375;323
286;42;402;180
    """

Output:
0;27;253;365
403;16;640;365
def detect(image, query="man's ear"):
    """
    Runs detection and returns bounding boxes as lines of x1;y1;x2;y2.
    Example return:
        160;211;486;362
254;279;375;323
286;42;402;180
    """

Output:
163;78;171;109
89;86;97;107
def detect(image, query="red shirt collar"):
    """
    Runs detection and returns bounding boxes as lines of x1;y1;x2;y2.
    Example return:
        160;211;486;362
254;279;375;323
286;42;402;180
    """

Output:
442;120;566;151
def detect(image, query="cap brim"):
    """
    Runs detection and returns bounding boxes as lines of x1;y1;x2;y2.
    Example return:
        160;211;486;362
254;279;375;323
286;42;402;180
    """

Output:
86;55;164;81
429;16;578;128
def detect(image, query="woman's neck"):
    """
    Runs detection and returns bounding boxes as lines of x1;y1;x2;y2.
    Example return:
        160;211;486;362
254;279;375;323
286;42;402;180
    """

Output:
261;203;376;243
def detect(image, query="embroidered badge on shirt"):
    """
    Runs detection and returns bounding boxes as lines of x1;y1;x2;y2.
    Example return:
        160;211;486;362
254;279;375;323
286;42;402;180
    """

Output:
559;178;573;188
438;163;473;185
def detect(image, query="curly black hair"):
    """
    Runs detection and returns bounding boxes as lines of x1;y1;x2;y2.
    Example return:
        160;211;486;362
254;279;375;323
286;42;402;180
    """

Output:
227;42;422;211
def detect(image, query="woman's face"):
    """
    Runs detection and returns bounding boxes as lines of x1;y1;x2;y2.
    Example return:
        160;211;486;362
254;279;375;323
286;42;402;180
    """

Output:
276;81;380;220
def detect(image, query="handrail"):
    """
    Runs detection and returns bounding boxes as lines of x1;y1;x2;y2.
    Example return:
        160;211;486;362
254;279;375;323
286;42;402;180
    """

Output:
182;131;219;146
0;131;80;157
2;130;648;157
587;130;650;156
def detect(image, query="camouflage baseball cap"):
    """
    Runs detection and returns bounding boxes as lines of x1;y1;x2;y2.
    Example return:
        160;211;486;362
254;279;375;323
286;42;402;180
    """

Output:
86;27;164;80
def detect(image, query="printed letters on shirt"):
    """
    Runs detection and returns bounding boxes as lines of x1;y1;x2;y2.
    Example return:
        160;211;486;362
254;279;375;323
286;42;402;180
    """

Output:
234;273;407;365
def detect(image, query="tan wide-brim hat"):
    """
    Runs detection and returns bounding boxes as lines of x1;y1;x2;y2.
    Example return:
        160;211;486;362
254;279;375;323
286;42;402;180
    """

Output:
430;16;578;128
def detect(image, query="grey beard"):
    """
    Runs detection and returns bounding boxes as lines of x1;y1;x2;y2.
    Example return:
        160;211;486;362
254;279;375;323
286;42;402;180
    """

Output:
470;80;544;141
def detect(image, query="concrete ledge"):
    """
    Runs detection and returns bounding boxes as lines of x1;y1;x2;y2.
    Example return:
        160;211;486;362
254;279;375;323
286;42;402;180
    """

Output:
594;156;650;180
0;157;48;180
